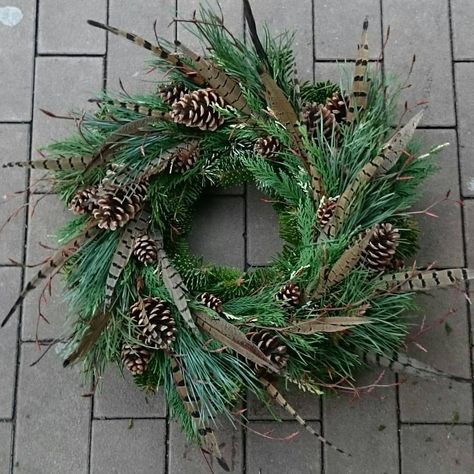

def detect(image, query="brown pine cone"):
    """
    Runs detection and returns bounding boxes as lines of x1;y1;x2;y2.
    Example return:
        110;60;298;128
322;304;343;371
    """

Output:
158;83;189;106
364;223;400;271
121;343;151;375
69;186;98;214
197;292;223;313
167;142;199;173
276;283;301;307
133;235;158;265
301;102;339;139
254;136;281;158
325;92;348;123
247;330;289;371
316;196;338;227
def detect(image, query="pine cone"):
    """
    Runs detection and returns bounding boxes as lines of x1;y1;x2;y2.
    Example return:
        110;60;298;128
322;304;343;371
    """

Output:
69;186;98;214
167;142;199;173
133;235;158;265
121;343;151;375
171;88;225;131
325;92;348;123
317;195;338;227
93;181;148;231
158;83;189;106
276;283;301;307
130;297;176;349
248;330;289;371
301;102;339;139
197;292;223;313
364;223;400;271
254;136;281;158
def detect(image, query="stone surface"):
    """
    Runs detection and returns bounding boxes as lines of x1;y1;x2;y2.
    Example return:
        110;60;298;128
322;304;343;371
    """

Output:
22;195;70;341
384;0;455;126
401;425;474;474
324;372;398;474
246;186;282;266
0;269;21;419
14;343;91;474
399;291;472;423
246;421;322;473
94;366;166;418
451;0;474;60
465;201;474;267
0;0;36;121
314;0;381;59
108;0;175;93
455;63;474;197
91;419;166;474
412;130;463;268
38;0;107;54
189;196;245;269
0;125;27;265
169;420;242;473
0;422;12;473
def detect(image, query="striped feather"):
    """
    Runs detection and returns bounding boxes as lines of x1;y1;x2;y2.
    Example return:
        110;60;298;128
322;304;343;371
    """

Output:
194;311;280;374
87;20;205;85
2;155;93;171
282;316;371;335
327;112;423;237
359;350;473;383
1;224;99;328
259;378;350;456
104;210;150;308
170;356;229;471
380;268;474;292
155;232;199;335
346;18;370;124
174;41;252;115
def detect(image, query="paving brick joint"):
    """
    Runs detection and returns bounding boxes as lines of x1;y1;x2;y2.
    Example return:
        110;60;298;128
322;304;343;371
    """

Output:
0;1;473;473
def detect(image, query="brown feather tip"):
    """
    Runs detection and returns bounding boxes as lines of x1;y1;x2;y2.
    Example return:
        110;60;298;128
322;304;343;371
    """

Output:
363;17;369;30
217;457;230;472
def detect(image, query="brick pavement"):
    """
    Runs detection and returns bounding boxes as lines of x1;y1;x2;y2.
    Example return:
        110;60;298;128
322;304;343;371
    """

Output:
0;1;473;473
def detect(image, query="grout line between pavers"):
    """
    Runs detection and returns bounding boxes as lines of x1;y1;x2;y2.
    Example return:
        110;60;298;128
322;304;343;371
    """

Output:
447;0;474;454
400;421;474;426
36;53;106;58
9;0;41;470
0;121;32;125
93;416;168;421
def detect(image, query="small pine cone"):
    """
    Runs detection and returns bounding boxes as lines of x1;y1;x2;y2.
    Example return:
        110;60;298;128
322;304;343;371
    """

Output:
325;92;348;123
121;343;151;375
93;181;148;231
167;143;199;173
254;136;281;158
133;235;158;265
158;83;189;106
248;330;289;371
387;257;405;272
197;292;223;313
317;195;338;227
301;102;339;139
69;186;98;214
364;223;400;271
130;297;176;349
171;88;225;131
276;283;301;307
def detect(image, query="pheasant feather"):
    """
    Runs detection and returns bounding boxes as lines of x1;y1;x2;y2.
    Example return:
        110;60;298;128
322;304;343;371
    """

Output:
283;316;371;335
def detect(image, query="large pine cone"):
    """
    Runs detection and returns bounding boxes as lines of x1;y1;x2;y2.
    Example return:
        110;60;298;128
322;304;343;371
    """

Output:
69;186;98;215
254;136;281;158
171;88;225;131
92;181;148;231
276;283;301;307
121;343;151;375
301;102;339;139
133;235;158;265
317;195;338;227
130;297;176;349
158;83;189;106
364;223;400;271
247;330;289;371
197;292;223;313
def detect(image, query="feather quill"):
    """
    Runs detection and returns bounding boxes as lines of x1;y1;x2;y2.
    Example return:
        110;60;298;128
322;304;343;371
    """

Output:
170;356;229;471
87;20;205;85
194;311;280;374
282;316;371;335
259;378;351;456
1;224;99;328
346;18;370;124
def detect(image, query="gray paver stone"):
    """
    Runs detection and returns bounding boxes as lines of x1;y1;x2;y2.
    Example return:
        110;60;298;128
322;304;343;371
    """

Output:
451;0;474;60
0;422;12;474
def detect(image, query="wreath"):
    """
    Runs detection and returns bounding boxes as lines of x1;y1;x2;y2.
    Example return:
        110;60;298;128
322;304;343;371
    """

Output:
2;1;473;469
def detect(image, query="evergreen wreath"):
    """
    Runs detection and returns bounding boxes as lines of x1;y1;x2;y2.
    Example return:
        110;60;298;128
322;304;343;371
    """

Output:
2;1;473;469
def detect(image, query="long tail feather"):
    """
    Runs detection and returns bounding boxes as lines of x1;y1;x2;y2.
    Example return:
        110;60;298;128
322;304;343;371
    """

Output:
2;155;93;171
1;224;99;328
380;268;474;292
346;18;370;124
243;0;269;66
87;20;205;85
170;356;230;471
194;311;280;374
259;378;351;457
359;350;474;383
